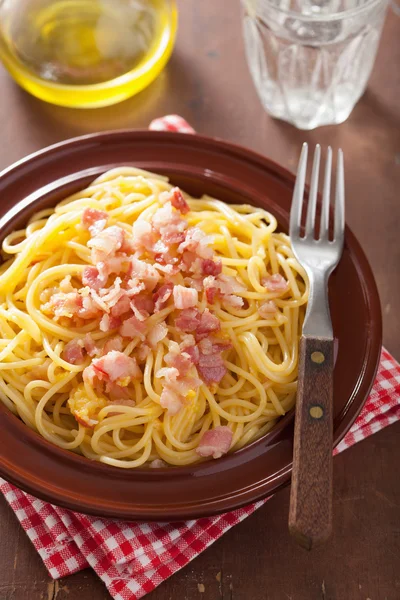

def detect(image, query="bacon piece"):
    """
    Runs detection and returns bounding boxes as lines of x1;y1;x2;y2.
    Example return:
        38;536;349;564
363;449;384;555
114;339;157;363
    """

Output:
149;459;167;468
111;294;131;317
100;314;122;332
180;250;202;274
222;294;244;310
83;333;99;357
90;278;125;314
206;286;218;304
164;342;193;376
136;344;151;362
147;322;168;348
126;278;146;297
78;293;102;320
98;256;130;279
175;307;201;332
161;187;190;214
197;352;226;384
173;285;198;310
258;300;277;318
201;258;222;276
151;202;187;240
131;219;155;252
196;308;221;340
62;339;85;365
183;344;200;364
196;426;233;459
217;274;246;295
105;383;132;402
102;335;123;355
129;257;160;292
82;266;108;291
42;291;81;319
132;293;154;316
87;226;125;263
89;350;142;384
119;315;146;339
154;263;180;276
153;282;174;312
82;208;108;236
178;227;214;260
159;388;183;416
59;275;75;293
262;273;289;293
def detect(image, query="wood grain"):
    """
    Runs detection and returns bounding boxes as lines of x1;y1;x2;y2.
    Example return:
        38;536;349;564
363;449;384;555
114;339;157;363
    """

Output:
289;337;334;549
0;1;399;599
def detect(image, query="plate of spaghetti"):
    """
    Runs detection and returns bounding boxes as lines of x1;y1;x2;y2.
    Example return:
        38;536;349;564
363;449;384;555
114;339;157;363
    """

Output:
0;131;381;519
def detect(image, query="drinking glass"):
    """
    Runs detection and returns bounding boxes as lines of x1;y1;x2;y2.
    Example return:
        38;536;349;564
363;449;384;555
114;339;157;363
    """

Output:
242;0;389;129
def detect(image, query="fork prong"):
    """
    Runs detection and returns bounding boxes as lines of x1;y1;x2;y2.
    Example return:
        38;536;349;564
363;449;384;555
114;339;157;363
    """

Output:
290;143;308;239
320;146;332;240
334;149;345;243
305;144;321;238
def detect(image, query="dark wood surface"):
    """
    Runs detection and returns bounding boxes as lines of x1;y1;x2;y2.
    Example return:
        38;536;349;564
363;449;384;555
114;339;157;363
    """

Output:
1;2;399;599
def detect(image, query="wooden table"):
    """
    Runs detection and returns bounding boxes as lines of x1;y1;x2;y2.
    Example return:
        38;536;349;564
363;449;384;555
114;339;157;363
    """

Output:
1;3;399;599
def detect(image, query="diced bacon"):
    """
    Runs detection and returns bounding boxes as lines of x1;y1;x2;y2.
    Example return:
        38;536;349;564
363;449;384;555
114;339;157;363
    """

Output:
151;202;187;239
43;291;81;319
100;314;122;332
262;273;289;293
206;286;218;304
180;334;196;349
153;263;180;276
180;250;202;274
75;414;99;429
106;383;132;402
196;426;233;459
98;256;130;279
183;344;200;364
111;294;131;317
161;230;186;245
78;293;102;319
161;187;190;214
136;344;151;362
62;339;85;365
90;278;125;313
156;366;179;381
159;388;183;416
198;338;213;355
81;208;108;235
201;258;222;276
154;251;179;266
183;277;203;292
82;266;108;291
59;275;75;293
87;226;125;263
126;278;146;298
147;322;168;348
102;335;123;355
131;219;155;252
178;227;214;260
149;459;167;468
83;333;99;357
129;257;160;291
164;342;193;376
173;285;198;310
130;299;149;321
175;307;201;332
223;294;244;310
196;308;221;340
132;293;154;316
90;351;142;384
153;282;174;312
197;352;227;384
217;274;246;295
169;375;202;396
258;300;277;318
119;315;146;339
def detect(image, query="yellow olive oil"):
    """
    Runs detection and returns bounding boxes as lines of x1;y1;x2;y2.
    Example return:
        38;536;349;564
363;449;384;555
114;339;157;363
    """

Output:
0;0;177;108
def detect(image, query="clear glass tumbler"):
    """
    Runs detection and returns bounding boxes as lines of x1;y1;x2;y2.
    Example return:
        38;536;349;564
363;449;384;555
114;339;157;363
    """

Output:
242;0;389;129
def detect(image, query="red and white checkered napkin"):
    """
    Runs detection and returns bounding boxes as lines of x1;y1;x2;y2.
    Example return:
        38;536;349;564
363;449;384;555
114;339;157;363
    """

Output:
1;117;400;600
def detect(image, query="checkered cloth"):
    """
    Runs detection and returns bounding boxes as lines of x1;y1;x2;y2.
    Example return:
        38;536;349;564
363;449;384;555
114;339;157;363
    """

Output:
1;117;400;600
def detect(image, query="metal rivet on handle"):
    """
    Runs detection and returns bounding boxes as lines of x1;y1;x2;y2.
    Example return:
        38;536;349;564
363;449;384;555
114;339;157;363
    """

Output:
311;351;325;364
309;405;324;419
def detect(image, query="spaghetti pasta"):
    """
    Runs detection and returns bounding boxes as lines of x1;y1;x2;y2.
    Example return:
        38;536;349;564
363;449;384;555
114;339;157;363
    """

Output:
0;167;308;467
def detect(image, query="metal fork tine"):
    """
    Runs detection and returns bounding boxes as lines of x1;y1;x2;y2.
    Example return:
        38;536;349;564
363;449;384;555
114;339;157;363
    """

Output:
334;149;345;242
320;146;332;240
290;143;308;239
305;144;320;238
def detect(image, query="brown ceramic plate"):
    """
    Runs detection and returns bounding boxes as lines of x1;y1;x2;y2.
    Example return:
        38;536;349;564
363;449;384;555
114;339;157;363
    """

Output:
0;131;381;520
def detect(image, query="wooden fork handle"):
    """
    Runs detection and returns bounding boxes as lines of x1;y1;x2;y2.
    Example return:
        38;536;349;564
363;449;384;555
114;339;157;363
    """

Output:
289;336;334;550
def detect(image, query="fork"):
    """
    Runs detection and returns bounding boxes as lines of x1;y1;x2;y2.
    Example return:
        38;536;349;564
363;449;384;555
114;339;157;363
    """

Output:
288;143;345;550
